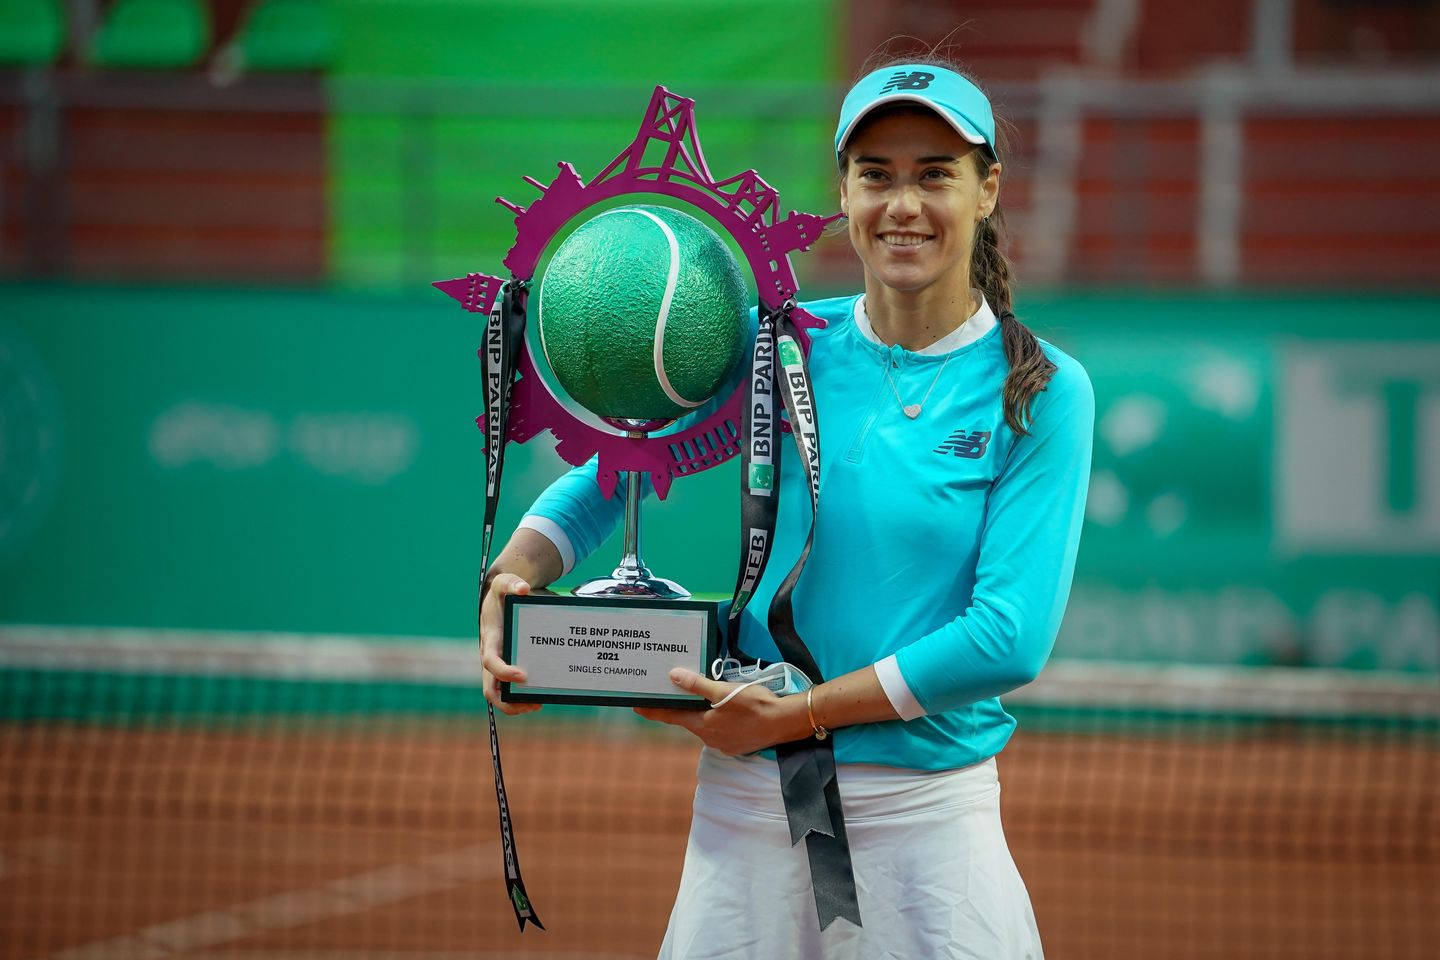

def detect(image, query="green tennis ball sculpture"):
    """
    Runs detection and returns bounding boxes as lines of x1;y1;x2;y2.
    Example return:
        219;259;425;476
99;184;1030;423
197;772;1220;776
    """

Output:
538;205;748;423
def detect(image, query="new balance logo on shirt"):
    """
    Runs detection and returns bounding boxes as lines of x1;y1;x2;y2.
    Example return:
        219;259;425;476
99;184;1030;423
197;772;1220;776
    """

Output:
934;429;992;459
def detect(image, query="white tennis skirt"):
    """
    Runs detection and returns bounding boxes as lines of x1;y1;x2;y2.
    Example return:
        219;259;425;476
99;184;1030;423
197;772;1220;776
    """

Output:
657;747;1042;960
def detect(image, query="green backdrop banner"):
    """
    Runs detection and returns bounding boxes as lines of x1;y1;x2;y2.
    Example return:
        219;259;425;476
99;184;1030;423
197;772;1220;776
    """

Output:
327;0;842;290
1;285;1436;672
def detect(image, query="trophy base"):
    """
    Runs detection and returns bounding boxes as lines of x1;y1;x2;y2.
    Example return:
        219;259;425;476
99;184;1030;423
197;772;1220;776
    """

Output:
573;575;691;599
501;592;718;709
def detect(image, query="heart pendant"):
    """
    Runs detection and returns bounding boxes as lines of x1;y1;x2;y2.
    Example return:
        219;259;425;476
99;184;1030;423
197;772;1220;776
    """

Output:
903;404;921;419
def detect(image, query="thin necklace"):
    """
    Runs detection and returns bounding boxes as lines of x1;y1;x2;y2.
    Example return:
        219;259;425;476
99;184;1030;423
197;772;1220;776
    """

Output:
883;352;951;419
865;300;969;419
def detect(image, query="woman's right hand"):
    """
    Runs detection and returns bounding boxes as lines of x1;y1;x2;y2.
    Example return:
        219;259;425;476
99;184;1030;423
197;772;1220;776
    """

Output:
480;571;543;715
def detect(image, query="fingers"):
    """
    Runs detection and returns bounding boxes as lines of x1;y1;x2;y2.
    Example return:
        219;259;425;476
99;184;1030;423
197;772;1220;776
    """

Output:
480;573;531;624
479;627;527;682
481;649;526;684
488;572;532;598
667;667;731;703
631;672;728;729
479;575;531;644
482;666;542;715
479;572;536;715
634;706;702;730
479;572;531;680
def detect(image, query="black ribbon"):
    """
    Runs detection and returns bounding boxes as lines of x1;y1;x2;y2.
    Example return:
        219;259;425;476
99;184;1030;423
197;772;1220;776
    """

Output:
726;301;862;931
727;304;780;627
479;279;544;932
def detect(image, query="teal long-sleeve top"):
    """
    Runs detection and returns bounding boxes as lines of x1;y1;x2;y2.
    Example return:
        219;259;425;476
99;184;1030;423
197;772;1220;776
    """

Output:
521;294;1094;771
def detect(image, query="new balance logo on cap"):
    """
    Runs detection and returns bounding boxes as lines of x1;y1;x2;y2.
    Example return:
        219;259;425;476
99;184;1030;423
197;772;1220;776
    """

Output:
880;71;935;93
935;429;991;459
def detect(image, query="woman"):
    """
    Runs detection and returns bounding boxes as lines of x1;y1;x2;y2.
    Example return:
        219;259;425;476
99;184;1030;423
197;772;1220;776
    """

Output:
480;58;1094;959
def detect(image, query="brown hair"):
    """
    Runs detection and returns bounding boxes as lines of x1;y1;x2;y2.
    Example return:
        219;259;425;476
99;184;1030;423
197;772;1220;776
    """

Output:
840;50;1056;434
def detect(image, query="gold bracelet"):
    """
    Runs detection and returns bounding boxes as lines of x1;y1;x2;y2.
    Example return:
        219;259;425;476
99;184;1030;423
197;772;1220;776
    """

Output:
806;686;829;740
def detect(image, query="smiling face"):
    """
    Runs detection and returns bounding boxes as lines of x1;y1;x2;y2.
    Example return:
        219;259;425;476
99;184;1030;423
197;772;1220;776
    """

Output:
840;108;1000;303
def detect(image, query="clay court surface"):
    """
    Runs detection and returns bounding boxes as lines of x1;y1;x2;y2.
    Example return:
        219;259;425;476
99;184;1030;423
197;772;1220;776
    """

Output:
2;721;1436;960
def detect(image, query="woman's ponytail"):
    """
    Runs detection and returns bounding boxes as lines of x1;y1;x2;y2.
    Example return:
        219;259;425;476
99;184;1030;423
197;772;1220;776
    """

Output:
971;204;1055;435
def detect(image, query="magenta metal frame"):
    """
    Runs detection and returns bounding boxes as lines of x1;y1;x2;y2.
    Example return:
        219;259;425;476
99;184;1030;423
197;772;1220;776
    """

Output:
435;86;840;500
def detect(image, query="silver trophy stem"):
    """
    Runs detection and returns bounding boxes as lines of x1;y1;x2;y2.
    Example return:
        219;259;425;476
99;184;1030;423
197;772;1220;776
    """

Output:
574;432;690;599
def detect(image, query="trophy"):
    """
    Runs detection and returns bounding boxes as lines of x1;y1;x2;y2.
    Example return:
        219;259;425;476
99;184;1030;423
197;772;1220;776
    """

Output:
434;87;837;711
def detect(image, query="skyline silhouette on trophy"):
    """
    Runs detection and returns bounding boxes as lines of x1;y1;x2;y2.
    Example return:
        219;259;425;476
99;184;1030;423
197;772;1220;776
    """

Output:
434;85;838;603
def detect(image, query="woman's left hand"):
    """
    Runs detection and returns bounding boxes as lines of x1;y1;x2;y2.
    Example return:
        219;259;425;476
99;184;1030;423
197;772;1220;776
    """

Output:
635;668;810;756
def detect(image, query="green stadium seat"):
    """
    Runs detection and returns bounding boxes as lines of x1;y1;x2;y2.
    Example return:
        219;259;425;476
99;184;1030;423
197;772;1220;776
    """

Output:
0;0;65;66
237;0;335;71
91;0;210;69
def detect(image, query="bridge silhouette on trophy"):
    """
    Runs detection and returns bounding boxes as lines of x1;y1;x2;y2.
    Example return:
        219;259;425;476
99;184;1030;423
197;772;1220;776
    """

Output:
435;85;838;499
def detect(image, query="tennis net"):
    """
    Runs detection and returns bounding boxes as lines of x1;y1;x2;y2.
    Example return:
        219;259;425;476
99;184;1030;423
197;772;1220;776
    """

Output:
2;625;1436;960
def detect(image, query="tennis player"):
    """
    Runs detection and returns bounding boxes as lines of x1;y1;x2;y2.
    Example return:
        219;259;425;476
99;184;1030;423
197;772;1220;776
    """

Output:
480;56;1094;959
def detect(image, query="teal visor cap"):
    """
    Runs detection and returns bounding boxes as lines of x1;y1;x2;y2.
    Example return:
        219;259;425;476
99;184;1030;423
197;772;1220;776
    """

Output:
835;65;997;163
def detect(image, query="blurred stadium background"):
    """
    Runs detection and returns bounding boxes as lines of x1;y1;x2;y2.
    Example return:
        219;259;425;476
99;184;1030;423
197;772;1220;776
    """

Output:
0;1;1436;958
